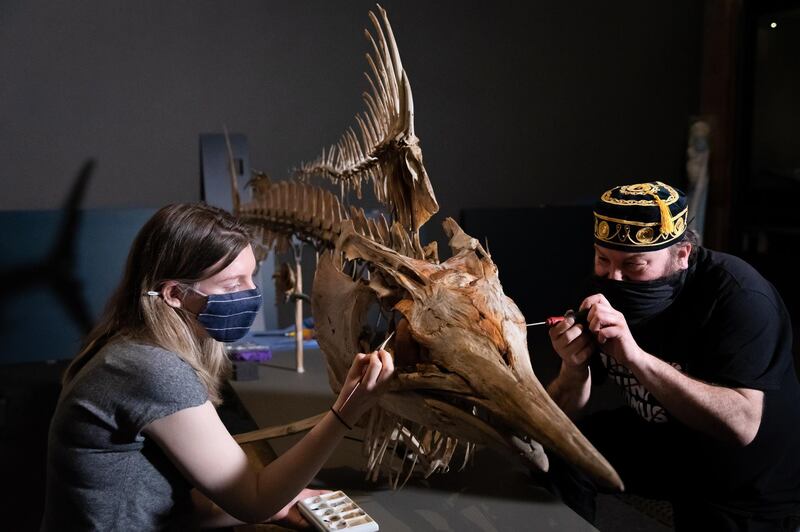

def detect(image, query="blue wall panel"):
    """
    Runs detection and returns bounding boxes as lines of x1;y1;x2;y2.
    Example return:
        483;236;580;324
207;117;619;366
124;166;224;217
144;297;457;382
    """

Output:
0;208;156;363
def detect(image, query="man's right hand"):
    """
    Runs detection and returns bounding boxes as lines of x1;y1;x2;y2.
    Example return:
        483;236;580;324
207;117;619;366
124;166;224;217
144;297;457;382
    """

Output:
548;313;595;370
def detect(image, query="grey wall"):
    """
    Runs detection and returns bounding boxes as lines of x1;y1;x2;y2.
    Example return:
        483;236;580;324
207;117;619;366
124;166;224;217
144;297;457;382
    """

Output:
0;0;702;230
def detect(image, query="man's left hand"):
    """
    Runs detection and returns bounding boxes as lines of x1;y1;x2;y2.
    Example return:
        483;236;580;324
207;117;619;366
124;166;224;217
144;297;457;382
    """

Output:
581;294;643;367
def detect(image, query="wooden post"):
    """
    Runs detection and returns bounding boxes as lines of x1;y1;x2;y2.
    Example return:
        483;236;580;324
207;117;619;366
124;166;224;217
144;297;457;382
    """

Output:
293;242;305;373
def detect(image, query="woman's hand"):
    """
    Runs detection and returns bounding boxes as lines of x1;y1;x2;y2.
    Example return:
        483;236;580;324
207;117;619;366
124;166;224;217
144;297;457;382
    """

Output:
332;349;395;427
268;488;329;529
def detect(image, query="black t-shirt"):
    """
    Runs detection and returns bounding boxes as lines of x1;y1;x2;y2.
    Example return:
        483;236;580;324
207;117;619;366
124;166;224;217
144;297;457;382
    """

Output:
590;247;800;517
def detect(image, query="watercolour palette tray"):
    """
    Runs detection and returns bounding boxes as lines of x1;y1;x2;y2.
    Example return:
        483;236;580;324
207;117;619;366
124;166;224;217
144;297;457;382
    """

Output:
297;490;379;531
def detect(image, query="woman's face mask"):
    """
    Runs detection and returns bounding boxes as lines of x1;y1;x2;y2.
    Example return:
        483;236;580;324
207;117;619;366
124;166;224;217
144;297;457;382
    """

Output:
187;286;263;343
586;268;688;326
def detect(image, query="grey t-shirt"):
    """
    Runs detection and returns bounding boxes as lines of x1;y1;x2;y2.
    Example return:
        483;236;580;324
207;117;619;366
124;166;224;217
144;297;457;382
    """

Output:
42;338;208;531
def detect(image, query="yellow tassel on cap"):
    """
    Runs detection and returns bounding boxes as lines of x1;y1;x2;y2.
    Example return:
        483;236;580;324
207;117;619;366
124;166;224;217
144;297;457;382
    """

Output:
653;194;675;235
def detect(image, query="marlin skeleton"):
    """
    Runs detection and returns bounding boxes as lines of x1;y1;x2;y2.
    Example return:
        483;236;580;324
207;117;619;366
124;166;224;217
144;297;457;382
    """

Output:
231;5;622;491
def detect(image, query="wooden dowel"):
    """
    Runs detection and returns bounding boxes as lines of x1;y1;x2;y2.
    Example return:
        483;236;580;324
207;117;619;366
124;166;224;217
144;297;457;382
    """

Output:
234;412;326;444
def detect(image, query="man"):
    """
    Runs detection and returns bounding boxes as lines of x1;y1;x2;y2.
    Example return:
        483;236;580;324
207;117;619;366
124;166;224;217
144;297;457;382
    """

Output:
546;181;800;530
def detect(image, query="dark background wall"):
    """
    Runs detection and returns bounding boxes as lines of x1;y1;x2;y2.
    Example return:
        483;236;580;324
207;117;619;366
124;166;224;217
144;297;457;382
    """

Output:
0;2;719;529
0;0;703;220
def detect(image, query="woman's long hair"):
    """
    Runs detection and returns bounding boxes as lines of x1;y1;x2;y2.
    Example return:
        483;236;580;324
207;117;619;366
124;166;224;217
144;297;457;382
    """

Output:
62;203;252;404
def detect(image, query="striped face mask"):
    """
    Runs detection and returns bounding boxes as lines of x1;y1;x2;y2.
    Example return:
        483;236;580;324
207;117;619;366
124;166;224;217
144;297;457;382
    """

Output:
190;287;263;343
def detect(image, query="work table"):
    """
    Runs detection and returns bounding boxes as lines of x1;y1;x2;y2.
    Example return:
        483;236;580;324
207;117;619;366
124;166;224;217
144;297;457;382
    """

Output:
228;346;596;532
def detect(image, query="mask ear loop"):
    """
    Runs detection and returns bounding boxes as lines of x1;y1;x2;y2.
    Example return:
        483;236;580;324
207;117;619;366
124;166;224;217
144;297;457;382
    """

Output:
181;284;208;298
143;286;204;315
144;285;196;298
176;283;209;317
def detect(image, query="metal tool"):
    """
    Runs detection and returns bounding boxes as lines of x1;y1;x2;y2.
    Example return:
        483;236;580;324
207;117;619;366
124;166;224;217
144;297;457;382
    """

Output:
339;330;395;410
526;308;590;328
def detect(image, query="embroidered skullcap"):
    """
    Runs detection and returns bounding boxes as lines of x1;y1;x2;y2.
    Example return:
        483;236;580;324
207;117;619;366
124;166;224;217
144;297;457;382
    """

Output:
593;181;688;251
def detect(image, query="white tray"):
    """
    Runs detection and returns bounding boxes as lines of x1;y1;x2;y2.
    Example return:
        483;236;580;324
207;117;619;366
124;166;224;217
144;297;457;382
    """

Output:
297;490;379;531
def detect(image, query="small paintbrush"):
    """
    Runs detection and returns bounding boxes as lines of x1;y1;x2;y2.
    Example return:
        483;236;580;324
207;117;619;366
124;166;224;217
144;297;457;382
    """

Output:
339;330;395;410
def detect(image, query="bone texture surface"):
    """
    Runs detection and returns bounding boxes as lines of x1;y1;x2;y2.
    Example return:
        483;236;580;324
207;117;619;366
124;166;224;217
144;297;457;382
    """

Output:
231;4;623;492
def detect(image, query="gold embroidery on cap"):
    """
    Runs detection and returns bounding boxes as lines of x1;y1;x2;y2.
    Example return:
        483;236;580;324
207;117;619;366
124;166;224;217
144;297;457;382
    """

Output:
674;216;685;235
621;183;658;195
593;208;688;248
598;221;610;239
636;227;655;243
595;213;660;227
600;181;679;207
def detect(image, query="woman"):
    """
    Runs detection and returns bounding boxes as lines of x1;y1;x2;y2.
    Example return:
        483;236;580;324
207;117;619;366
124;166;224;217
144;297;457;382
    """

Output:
42;203;394;530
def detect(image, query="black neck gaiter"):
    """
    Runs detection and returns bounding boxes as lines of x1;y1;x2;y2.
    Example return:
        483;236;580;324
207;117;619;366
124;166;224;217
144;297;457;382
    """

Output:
586;268;689;326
